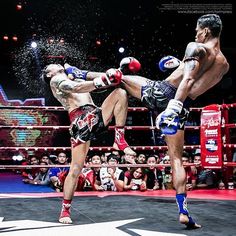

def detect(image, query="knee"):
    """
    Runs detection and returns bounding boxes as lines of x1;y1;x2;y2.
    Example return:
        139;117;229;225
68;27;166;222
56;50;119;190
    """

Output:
69;164;83;179
114;88;127;99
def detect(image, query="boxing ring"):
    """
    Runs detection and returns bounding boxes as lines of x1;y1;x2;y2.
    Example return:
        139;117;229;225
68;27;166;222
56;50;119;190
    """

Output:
0;104;236;236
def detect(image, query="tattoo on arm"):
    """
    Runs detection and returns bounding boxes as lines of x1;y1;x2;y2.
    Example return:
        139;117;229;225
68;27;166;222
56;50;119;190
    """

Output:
184;42;207;62
185;60;197;72
59;82;75;92
52;76;77;93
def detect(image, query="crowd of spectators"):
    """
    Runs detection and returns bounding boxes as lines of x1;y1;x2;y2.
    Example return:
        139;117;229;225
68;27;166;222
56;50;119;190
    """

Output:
18;149;228;192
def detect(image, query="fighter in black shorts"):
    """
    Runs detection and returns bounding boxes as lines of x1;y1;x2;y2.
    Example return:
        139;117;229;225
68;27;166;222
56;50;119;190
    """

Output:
141;79;190;130
63;13;229;230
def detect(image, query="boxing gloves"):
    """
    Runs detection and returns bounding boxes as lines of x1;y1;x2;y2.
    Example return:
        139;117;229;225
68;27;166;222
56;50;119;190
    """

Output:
158;55;180;72
119;57;141;74
64;64;122;89
64;63;88;80
93;68;122;89
156;99;183;135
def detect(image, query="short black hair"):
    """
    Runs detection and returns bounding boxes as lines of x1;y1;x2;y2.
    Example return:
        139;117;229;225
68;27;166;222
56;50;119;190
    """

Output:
107;153;119;162
197;14;222;37
182;151;190;158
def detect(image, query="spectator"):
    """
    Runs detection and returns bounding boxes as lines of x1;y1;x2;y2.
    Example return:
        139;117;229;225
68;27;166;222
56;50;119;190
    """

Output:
218;180;226;190
193;154;216;189
100;152;111;164
21;155;39;181
77;155;102;191
124;167;147;191
162;155;173;190
136;153;146;164
145;155;163;190
120;152;137;172
49;152;69;192
23;161;51;186
95;154;124;191
182;152;197;191
111;150;121;160
40;154;53;164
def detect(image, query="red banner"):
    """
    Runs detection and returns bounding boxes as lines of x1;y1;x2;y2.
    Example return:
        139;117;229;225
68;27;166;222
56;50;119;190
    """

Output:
200;104;223;169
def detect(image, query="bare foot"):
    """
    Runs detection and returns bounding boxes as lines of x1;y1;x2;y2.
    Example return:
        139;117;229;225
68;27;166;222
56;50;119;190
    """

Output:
59;216;73;224
123;146;136;156
113;142;136;156
59;209;72;224
179;214;201;229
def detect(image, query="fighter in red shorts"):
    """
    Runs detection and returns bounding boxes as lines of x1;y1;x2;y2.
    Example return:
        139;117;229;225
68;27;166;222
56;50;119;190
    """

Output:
42;64;135;224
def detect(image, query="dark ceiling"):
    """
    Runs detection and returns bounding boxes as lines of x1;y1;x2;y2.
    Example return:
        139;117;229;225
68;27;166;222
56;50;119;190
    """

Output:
0;0;235;105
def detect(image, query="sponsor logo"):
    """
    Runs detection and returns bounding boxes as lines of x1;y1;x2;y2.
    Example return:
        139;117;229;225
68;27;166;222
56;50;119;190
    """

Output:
202;117;220;128
205;157;219;164
204;129;218;136
205;139;218;152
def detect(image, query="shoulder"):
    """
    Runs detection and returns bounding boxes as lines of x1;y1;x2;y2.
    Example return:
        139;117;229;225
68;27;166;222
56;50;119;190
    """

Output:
184;42;207;59
186;42;207;53
50;74;68;88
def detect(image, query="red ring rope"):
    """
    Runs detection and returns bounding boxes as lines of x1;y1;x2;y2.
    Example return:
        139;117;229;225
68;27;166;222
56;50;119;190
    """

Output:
1;162;236;170
1;103;236;168
1;103;236;111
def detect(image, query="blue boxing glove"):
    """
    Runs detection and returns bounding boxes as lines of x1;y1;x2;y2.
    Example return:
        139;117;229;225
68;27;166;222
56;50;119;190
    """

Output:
156;99;183;135
64;63;88;80
158;55;180;72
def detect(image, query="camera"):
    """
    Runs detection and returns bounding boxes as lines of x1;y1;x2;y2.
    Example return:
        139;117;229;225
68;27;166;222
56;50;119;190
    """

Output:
132;179;142;185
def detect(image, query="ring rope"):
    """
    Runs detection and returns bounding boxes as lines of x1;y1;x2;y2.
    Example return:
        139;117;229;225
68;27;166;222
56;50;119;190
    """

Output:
0;145;200;151
0;105;202;112
1;103;236;111
1;162;236;170
1;124;236;130
1;144;236;152
0;163;188;169
0;125;200;130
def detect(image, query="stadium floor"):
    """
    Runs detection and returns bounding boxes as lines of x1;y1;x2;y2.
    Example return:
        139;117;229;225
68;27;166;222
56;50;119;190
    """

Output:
0;189;236;236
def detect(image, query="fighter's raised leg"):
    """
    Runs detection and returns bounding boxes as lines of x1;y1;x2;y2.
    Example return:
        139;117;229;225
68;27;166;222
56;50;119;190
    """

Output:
101;88;135;155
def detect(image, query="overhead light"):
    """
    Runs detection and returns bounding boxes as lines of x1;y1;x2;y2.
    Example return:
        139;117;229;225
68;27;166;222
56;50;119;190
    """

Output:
31;41;37;48
3;35;9;41
12;36;18;42
96;40;101;46
16;4;22;11
118;47;125;53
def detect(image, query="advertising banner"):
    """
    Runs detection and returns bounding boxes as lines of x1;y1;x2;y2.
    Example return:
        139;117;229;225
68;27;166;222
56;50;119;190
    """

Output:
200;104;223;169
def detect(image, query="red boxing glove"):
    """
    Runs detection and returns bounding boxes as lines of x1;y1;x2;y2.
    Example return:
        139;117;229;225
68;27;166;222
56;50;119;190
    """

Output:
119;57;141;74
94;68;122;89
